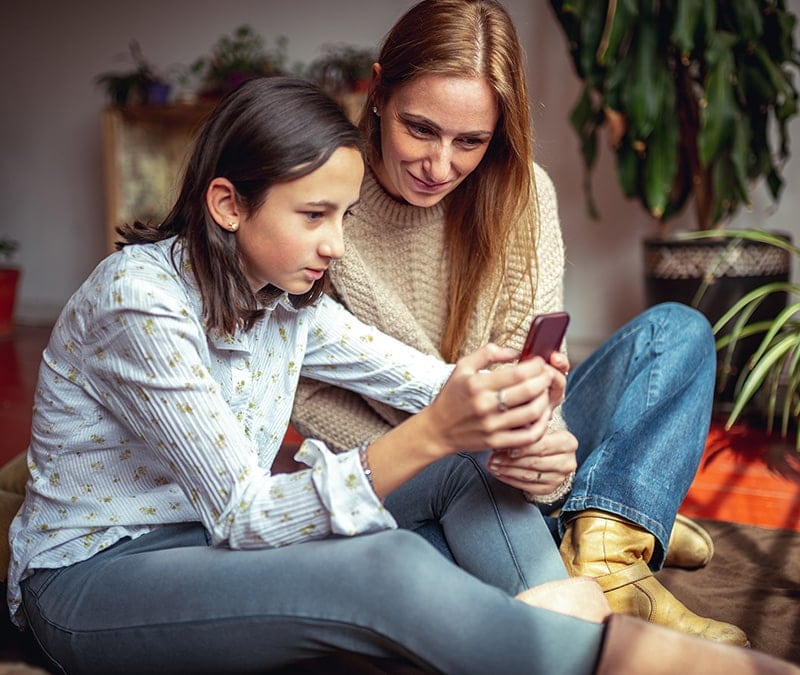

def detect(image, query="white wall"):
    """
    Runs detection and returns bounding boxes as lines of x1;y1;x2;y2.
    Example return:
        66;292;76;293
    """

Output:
2;1;800;355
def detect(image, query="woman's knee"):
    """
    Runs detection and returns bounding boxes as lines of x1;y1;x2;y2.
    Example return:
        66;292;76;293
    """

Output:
645;302;715;363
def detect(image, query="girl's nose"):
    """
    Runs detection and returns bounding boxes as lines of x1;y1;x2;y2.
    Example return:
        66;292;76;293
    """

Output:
319;221;345;260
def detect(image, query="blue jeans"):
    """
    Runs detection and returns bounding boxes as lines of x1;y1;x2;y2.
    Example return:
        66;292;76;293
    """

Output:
560;302;715;566
21;461;602;674
409;303;715;570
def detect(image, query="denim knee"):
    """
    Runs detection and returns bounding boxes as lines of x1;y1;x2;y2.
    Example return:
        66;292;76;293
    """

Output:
645;302;715;364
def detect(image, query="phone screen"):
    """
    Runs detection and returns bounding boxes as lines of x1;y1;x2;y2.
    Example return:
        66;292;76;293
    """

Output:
520;312;570;362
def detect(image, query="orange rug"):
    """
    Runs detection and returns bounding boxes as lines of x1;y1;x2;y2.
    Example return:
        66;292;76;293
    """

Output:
680;419;800;532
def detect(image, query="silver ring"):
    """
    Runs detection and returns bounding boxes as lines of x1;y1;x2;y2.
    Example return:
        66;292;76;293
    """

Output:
497;388;508;412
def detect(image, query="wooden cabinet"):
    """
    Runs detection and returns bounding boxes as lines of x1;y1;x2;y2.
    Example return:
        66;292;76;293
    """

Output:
101;93;366;254
101;103;214;253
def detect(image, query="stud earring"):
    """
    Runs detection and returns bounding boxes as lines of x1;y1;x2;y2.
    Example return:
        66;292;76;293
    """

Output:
372;106;379;116
228;222;238;232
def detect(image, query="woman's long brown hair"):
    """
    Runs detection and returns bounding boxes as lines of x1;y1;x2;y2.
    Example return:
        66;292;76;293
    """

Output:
361;0;539;361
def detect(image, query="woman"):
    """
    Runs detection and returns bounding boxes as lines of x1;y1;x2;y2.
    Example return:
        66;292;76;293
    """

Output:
291;0;747;647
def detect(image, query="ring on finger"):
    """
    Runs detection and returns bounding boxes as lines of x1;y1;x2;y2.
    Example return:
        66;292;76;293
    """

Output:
497;388;508;412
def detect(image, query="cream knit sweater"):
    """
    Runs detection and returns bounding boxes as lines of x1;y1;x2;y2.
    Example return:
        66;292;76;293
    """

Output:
292;163;566;451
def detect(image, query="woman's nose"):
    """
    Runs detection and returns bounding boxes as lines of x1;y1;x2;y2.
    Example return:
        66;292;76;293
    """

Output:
424;144;452;182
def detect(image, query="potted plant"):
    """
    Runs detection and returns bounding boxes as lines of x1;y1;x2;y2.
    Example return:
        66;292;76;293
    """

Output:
547;0;800;407
305;43;375;122
306;43;375;95
189;25;288;100
0;238;20;338
681;228;800;446
96;40;172;106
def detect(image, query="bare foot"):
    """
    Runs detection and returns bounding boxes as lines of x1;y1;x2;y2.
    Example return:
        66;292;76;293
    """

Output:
515;576;611;623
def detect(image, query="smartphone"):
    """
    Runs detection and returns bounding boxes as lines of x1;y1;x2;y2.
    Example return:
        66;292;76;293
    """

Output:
520;311;570;362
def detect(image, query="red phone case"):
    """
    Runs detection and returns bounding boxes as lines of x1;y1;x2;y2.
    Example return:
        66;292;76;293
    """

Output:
520;312;570;361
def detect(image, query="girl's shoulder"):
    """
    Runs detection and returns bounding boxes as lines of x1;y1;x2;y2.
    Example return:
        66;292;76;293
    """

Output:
76;238;195;315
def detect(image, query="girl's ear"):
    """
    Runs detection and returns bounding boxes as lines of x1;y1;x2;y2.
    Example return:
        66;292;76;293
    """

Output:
206;177;241;233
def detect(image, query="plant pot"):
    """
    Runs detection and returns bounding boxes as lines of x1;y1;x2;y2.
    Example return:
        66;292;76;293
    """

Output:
0;267;21;338
643;234;791;412
145;82;171;105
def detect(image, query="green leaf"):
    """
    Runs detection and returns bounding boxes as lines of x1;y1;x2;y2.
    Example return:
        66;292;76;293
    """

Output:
643;84;679;218
699;34;738;167
729;119;751;203
726;333;800;425
671;0;704;57
622;9;661;138
577;1;610;89
616;138;639;198
597;0;638;66
729;0;764;43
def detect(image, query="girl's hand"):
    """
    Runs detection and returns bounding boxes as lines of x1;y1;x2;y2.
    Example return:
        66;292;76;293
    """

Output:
424;343;556;457
486;429;578;494
367;344;558;499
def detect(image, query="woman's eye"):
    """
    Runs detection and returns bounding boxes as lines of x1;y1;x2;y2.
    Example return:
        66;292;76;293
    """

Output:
304;211;324;222
409;124;433;137
459;137;483;149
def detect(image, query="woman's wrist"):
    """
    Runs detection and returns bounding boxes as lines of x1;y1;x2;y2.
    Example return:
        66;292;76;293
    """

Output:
524;471;575;507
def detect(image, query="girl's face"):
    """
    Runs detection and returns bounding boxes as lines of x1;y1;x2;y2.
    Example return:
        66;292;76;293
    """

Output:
373;71;499;207
236;147;364;294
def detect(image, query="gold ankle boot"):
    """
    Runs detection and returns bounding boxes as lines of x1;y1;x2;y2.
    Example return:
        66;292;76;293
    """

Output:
664;513;714;569
559;509;749;646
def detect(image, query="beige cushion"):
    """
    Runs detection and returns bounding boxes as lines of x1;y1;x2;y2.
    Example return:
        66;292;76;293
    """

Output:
0;452;28;582
0;452;29;496
0;490;23;582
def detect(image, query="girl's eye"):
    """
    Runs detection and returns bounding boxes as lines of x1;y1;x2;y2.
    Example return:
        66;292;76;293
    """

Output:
304;211;325;222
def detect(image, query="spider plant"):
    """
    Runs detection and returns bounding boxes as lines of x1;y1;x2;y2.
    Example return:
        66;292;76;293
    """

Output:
682;228;800;446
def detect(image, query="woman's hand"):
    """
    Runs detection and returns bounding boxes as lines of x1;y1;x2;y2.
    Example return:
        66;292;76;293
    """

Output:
547;350;570;409
486;429;578;494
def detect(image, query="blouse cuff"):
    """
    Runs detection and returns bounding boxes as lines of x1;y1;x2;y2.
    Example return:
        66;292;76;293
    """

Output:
295;439;397;536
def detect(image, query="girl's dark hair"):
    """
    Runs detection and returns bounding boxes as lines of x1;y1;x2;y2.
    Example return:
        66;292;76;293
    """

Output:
117;76;364;335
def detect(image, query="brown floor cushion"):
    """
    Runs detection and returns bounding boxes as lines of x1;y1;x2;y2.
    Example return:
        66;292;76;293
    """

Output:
658;517;800;665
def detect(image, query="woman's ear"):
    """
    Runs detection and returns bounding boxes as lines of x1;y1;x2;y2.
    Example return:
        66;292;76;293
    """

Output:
206;177;241;233
369;63;382;114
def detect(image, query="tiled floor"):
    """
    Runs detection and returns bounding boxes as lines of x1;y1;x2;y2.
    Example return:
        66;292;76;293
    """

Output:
2;323;800;532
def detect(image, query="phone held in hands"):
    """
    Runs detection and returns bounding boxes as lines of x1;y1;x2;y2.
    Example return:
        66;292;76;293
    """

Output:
520;311;570;362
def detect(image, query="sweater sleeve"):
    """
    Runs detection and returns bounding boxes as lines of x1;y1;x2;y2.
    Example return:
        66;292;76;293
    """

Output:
292;378;396;452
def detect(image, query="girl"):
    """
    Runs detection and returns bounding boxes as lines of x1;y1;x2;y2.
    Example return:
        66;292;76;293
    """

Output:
7;75;607;674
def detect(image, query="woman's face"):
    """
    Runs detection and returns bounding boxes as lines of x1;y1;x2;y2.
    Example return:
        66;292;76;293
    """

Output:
373;72;499;207
237;147;365;294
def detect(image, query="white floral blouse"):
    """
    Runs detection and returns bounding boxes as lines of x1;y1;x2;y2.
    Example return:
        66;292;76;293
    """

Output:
7;237;452;625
